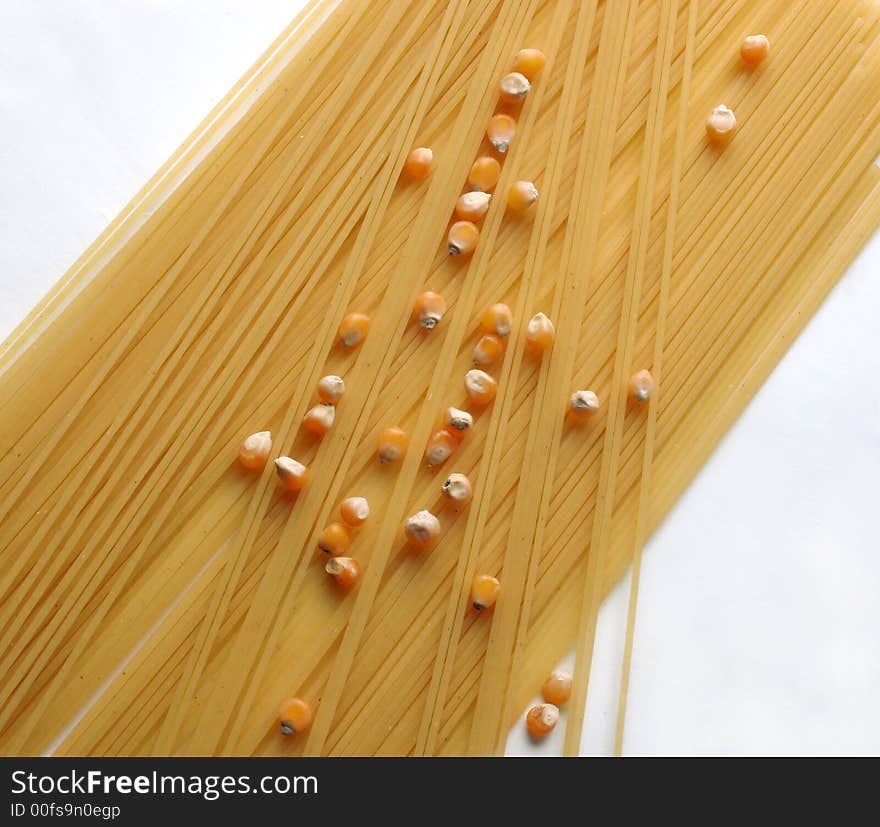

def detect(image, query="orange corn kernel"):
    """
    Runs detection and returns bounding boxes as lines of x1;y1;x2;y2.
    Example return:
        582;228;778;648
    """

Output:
425;428;458;467
317;374;345;404
513;47;546;79
569;389;600;419
471;573;501;611
706;105;737;144
278;697;313;736
445;406;473;434
404;509;441;550
499;71;530;103
378;426;408;464
629;369;654;402
238;430;272;470
508;180;538;212
542;669;573;706
448;220;479;256
472;333;504;366
404;146;433;179
479;303;513;337
414;291;447;330
318;522;351;556
340;496;370;526
325;556;362;589
487;113;517;153
525;311;554;351
526;703;559;739
302;403;335;437
740;34;770;65
467;156;501;192
464;369;498;406
338;312;370;347
455;190;492;222
441;472;473;507
274;456;309;492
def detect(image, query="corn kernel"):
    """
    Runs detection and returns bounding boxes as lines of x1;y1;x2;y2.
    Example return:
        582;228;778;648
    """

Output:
378;426;408;464
513;48;546;79
441;472;473;507
472;333;504;366
340;496;370;526
325;556;362;589
569;389;600;419
499;71;530;103
629;369;654;402
471;573;501;610
525;311;554;351
467;156;501;192
487;113;517;153
318;522;351;556
508;180;538;212
740;34;769;65
448;221;480;256
455;191;492;222
479;303;513;337
425;428;458;467
317;374;345;404
542;669;573;706
464;369;498;406
338;312;371;347
413;291;447;330
445;406;473;433
404;146;433;179
525;703;559;739
278;697;313;736
274;456;309;492
706;105;737;144
404;509;441;549
302;403;335;437
238;430;272;470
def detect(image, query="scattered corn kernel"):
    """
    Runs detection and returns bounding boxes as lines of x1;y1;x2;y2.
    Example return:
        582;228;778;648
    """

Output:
542;669;573;706
325;556;362;589
487;113;517;153
525;311;554;351
378;426;408;464
455;190;492;222
526;703;559;739
404;146;433;178
317;374;345;404
442;472;473;507
278;697;313;736
479;303;513;337
499;71;531;103
448;220;480;256
740;34;770;65
302;403;335;437
445;406;473;433
274;456;309;492
464;369;498;406
338;312;371;347
629;369;654;402
472;333;504;366
404;509;441;549
706;104;737;144
467;156;501;192
513;47;546;79
471;573;501;610
414;291;447;330
569;389;600;418
318;522;351;556
238;430;272;470
508;180;538;212
425;428;458;467
340;496;370;526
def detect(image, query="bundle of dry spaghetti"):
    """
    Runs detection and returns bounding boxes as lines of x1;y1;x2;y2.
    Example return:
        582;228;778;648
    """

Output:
1;0;879;756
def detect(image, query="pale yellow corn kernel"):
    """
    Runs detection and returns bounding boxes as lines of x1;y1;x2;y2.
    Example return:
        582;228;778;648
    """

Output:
740;34;770;65
404;146;433;178
472;333;504;366
454;190;492;222
468;156;501;193
340;496;370;526
486;113;517;153
507;180;538;212
499;71;530;103
706;105;737;144
542;669;573;706
325;556;362;589
629;369;654;402
448;221;479;256
513;48;546;80
525;311;554;351
404;509;441;550
317;374;345;404
479;303;513;337
278;697;313;736
274;456;309;492
377;426;408;464
238;430;272;470
413;291;447;330
425;428;458;467
445;406;473;433
569;389;600;419
525;703;559;739
470;573;501;610
464;369;498;406
338;312;371;347
441;472;473;506
302;403;334;437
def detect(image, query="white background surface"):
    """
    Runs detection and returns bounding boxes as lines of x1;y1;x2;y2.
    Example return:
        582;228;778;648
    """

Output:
1;1;878;756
